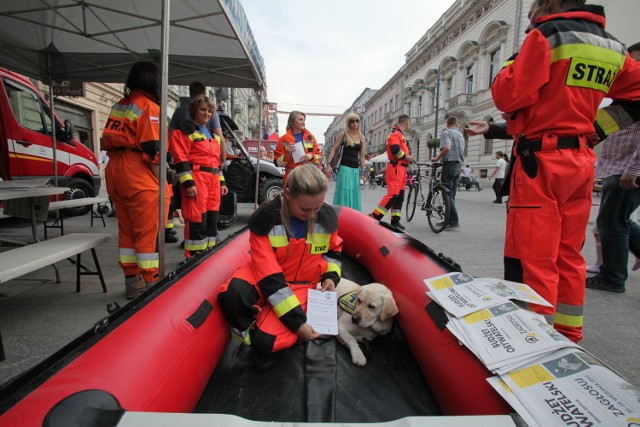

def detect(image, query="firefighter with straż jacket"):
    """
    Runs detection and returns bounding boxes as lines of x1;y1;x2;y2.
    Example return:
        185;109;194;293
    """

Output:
371;114;413;230
218;164;341;369
170;95;227;258
491;0;640;343
275;111;322;184
101;62;171;300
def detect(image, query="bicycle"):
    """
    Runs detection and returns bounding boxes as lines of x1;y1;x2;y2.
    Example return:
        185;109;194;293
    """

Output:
368;175;377;189
405;162;450;233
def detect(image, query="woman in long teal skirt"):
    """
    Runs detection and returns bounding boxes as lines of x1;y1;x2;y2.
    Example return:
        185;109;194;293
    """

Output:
325;113;366;211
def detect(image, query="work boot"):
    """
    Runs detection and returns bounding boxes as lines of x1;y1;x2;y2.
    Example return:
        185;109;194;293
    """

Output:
391;220;405;231
165;229;179;243
125;275;145;300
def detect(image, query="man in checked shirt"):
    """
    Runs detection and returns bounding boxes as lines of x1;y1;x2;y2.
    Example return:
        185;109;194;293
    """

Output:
586;42;640;294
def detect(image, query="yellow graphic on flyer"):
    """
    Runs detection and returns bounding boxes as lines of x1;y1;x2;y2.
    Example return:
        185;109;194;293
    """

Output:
464;308;493;324
428;277;454;290
508;365;554;389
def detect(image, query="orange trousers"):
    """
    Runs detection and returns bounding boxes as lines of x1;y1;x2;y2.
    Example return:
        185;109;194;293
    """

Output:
218;264;313;353
181;169;221;257
106;152;169;283
504;143;595;343
372;164;407;220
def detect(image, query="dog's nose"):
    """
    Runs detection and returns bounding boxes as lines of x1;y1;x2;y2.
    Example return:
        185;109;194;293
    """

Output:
352;316;360;325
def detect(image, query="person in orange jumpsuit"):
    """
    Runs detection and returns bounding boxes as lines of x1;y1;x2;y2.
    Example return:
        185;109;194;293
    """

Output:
490;0;640;342
274;111;322;184
101;61;168;299
170;95;228;258
218;164;342;369
371;114;413;230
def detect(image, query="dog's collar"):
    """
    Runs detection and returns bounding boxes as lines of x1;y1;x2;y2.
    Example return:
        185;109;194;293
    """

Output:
338;290;358;315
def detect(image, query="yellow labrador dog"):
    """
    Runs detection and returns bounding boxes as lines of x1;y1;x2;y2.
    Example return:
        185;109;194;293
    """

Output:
336;279;399;366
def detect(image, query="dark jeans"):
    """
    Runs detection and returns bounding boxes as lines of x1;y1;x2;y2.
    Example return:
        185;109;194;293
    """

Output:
441;162;461;225
493;178;504;202
595;175;640;287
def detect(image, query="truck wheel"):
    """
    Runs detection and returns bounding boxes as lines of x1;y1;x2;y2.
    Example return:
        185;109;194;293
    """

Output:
64;178;94;216
259;177;283;203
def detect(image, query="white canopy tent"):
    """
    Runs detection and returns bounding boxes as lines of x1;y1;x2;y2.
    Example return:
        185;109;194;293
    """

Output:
369;153;389;164
0;0;266;275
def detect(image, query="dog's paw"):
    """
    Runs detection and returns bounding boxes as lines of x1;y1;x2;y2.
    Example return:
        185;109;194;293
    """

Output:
351;349;367;366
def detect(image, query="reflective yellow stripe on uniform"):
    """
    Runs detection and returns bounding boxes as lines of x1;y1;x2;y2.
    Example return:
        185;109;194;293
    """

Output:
109;103;143;122
269;287;300;317
137;253;159;269
178;173;193;184
268;225;289;247
307;227;331;254
595;108;621;136
554;302;583;328
324;254;342;276
185;238;207;252
119;248;137;265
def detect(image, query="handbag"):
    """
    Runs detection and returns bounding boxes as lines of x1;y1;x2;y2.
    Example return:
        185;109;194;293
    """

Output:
330;138;344;169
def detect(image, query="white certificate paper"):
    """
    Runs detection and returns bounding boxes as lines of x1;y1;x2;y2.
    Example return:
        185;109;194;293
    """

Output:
292;141;307;163
306;289;338;335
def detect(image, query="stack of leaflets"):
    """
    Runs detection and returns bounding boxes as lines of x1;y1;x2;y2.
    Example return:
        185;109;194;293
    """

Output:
488;348;640;426
424;272;640;425
446;300;580;374
423;272;552;318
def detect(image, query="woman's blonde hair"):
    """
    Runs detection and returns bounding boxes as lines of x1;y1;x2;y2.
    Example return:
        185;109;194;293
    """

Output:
286;110;306;131
280;164;328;236
343;113;364;147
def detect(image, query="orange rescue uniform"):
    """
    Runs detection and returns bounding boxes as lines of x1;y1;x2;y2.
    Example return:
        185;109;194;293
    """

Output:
274;128;322;183
372;125;410;222
218;199;342;353
170;121;225;257
492;6;640;342
101;90;168;283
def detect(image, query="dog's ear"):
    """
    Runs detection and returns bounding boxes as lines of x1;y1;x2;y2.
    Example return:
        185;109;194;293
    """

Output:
380;292;399;321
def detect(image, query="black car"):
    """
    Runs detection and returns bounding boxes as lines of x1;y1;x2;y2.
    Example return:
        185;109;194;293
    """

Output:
218;113;284;204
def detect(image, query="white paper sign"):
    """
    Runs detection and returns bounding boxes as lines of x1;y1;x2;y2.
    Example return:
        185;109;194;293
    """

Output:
292;141;307;163
306;289;338;335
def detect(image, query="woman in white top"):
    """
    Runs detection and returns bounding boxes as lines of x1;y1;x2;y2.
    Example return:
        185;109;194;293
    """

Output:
489;151;507;204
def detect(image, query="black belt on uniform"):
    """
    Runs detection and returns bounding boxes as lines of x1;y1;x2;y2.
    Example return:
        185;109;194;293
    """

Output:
443;160;460;164
107;147;142;153
528;137;582;152
197;165;220;174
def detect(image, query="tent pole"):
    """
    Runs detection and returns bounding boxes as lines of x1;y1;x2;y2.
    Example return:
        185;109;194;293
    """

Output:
157;0;171;278
47;54;59;191
253;87;264;210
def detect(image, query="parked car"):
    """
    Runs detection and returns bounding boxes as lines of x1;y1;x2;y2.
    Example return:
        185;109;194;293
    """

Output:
0;67;100;215
219;113;284;203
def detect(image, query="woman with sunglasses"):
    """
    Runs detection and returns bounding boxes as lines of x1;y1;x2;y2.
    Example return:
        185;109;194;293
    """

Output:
325;113;367;211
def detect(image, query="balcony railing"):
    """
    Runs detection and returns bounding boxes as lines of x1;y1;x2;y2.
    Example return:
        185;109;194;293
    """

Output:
445;93;473;110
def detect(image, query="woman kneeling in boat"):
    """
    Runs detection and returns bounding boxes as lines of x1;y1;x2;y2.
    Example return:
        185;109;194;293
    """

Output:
218;164;342;368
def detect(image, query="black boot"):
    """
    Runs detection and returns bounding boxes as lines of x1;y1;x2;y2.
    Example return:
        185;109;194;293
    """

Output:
165;229;179;243
391;220;405;230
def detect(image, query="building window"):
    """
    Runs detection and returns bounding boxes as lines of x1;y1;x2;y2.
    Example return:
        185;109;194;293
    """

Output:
445;77;453;100
384;104;387;115
466;64;474;94
407;102;412;119
417;96;423;118
484;138;493;154
489;48;501;85
395;95;399;110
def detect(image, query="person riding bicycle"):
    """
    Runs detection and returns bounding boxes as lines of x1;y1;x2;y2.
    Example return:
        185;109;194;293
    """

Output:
368;167;376;184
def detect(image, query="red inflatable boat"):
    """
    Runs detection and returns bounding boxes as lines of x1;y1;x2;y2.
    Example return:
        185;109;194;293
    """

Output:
0;207;514;426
